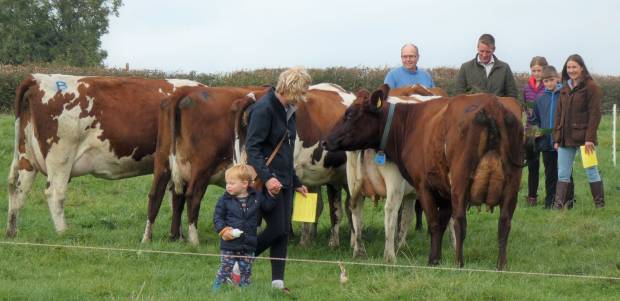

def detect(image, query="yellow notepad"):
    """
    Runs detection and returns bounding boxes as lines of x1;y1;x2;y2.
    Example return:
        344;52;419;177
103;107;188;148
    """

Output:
580;145;598;168
292;192;318;223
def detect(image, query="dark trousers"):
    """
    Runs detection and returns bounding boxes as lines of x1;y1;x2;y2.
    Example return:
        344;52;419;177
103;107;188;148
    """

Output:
541;151;558;207
527;148;541;198
256;187;293;281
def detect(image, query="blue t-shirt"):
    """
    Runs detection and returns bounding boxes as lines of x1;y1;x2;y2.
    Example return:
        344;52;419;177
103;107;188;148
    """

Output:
384;66;435;89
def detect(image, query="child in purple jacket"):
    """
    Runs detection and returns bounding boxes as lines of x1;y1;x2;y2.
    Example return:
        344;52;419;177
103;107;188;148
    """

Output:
524;56;548;206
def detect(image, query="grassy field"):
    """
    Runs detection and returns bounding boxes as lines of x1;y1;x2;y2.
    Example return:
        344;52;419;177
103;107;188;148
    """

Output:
0;113;618;301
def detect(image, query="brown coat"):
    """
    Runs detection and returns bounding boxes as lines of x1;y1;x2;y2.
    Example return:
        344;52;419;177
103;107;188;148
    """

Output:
553;78;603;147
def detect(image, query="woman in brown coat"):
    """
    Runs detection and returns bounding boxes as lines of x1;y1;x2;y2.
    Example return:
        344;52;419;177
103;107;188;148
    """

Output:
552;54;604;209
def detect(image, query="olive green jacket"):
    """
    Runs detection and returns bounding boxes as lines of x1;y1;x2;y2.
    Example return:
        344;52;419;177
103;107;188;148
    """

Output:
454;55;518;98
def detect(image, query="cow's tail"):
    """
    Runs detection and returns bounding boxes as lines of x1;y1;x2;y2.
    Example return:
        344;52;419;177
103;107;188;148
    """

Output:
169;93;188;194
9;76;36;185
344;150;365;200
231;92;257;165
469;100;507;210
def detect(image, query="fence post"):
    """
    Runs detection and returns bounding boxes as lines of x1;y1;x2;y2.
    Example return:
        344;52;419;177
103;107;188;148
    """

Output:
613;103;617;167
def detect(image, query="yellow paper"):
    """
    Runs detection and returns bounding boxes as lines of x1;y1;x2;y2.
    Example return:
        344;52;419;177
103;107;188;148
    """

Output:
580;145;598;168
292;192;318;223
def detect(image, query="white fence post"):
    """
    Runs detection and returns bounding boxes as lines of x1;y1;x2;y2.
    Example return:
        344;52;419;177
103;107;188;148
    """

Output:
613;103;617;167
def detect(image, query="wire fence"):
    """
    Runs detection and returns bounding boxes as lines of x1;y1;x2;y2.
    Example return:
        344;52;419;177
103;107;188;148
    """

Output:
1;240;619;282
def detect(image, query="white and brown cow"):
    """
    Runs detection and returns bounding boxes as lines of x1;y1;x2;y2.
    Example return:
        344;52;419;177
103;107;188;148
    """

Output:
345;85;446;263
6;74;204;237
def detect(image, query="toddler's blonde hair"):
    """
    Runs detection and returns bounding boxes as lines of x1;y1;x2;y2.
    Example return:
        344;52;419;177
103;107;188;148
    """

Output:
225;164;255;183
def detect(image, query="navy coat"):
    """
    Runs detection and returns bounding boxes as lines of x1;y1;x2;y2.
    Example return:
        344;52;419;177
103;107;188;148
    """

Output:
245;88;302;188
213;188;275;252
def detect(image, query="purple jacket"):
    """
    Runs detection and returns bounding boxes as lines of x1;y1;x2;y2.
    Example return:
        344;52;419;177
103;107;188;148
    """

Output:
523;76;545;126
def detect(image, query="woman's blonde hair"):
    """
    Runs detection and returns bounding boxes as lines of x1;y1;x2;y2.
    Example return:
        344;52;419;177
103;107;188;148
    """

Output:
225;164;255;182
276;66;312;105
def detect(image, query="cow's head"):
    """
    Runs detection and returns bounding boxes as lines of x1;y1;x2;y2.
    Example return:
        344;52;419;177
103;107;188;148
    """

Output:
324;84;390;151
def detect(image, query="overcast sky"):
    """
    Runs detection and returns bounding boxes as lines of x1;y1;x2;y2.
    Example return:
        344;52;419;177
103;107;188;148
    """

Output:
101;0;620;75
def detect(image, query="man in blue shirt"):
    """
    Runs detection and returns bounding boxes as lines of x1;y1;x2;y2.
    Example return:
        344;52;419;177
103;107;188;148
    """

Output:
384;43;435;89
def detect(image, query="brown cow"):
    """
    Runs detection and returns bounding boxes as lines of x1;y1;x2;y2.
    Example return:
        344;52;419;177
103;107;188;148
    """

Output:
142;86;269;244
7;74;204;237
325;84;523;270
389;84;448;98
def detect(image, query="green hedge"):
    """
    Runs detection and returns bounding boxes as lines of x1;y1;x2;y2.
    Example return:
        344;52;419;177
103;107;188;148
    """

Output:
1;64;618;113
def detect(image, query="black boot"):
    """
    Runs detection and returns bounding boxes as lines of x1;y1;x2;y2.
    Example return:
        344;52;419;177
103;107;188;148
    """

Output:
553;181;570;210
589;181;604;208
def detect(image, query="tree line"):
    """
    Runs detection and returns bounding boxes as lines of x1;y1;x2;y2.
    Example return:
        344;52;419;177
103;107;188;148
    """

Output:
0;0;122;66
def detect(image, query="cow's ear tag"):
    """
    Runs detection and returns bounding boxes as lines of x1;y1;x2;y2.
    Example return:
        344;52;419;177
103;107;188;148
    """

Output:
376;98;382;109
374;151;386;165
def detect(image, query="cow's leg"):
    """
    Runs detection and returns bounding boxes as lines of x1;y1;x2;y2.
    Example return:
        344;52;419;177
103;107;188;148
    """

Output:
349;192;366;257
315;190;324;235
414;199;423;231
383;184;405;263
169;188;186;241
497;174;519;270
344;191;353;248
448;217;456;250
418;186;442;265
6;157;37;238
450;202;468;268
450;172;470;267
142;163;170;243
327;184;343;248
299;186;321;247
45;159;74;233
185;175;210;246
396;194;416;249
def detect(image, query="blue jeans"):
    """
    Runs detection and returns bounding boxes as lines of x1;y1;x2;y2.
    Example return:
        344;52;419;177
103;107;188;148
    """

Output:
557;146;601;183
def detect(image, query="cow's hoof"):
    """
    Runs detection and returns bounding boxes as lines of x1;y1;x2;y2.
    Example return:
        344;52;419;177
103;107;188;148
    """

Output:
496;262;507;271
169;234;184;242
353;249;366;258
428;258;440;266
5;228;16;239
384;254;397;264
141;235;152;243
55;224;68;234
298;239;312;247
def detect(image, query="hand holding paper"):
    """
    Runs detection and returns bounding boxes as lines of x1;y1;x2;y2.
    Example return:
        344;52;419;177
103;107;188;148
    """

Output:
292;192;318;223
580;145;598;168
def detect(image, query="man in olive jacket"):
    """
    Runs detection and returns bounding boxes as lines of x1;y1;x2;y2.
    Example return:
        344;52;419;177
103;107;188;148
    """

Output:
455;34;518;98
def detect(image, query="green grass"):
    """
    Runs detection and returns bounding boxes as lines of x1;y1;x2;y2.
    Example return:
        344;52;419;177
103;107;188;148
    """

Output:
0;113;619;300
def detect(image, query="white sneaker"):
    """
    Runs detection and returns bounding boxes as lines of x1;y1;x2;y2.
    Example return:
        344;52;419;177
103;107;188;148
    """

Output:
271;280;284;289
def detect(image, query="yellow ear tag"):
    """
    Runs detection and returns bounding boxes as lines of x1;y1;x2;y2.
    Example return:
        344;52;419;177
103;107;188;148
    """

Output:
376;98;382;108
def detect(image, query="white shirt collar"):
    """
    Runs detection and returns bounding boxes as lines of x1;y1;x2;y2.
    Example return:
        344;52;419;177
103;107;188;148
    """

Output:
477;55;495;77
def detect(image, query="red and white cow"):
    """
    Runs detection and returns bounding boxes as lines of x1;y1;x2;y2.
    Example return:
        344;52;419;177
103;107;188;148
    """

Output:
6;74;204;237
345;86;446;263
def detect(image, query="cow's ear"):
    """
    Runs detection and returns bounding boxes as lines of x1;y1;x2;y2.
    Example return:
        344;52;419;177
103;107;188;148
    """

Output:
369;88;386;113
378;84;390;98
